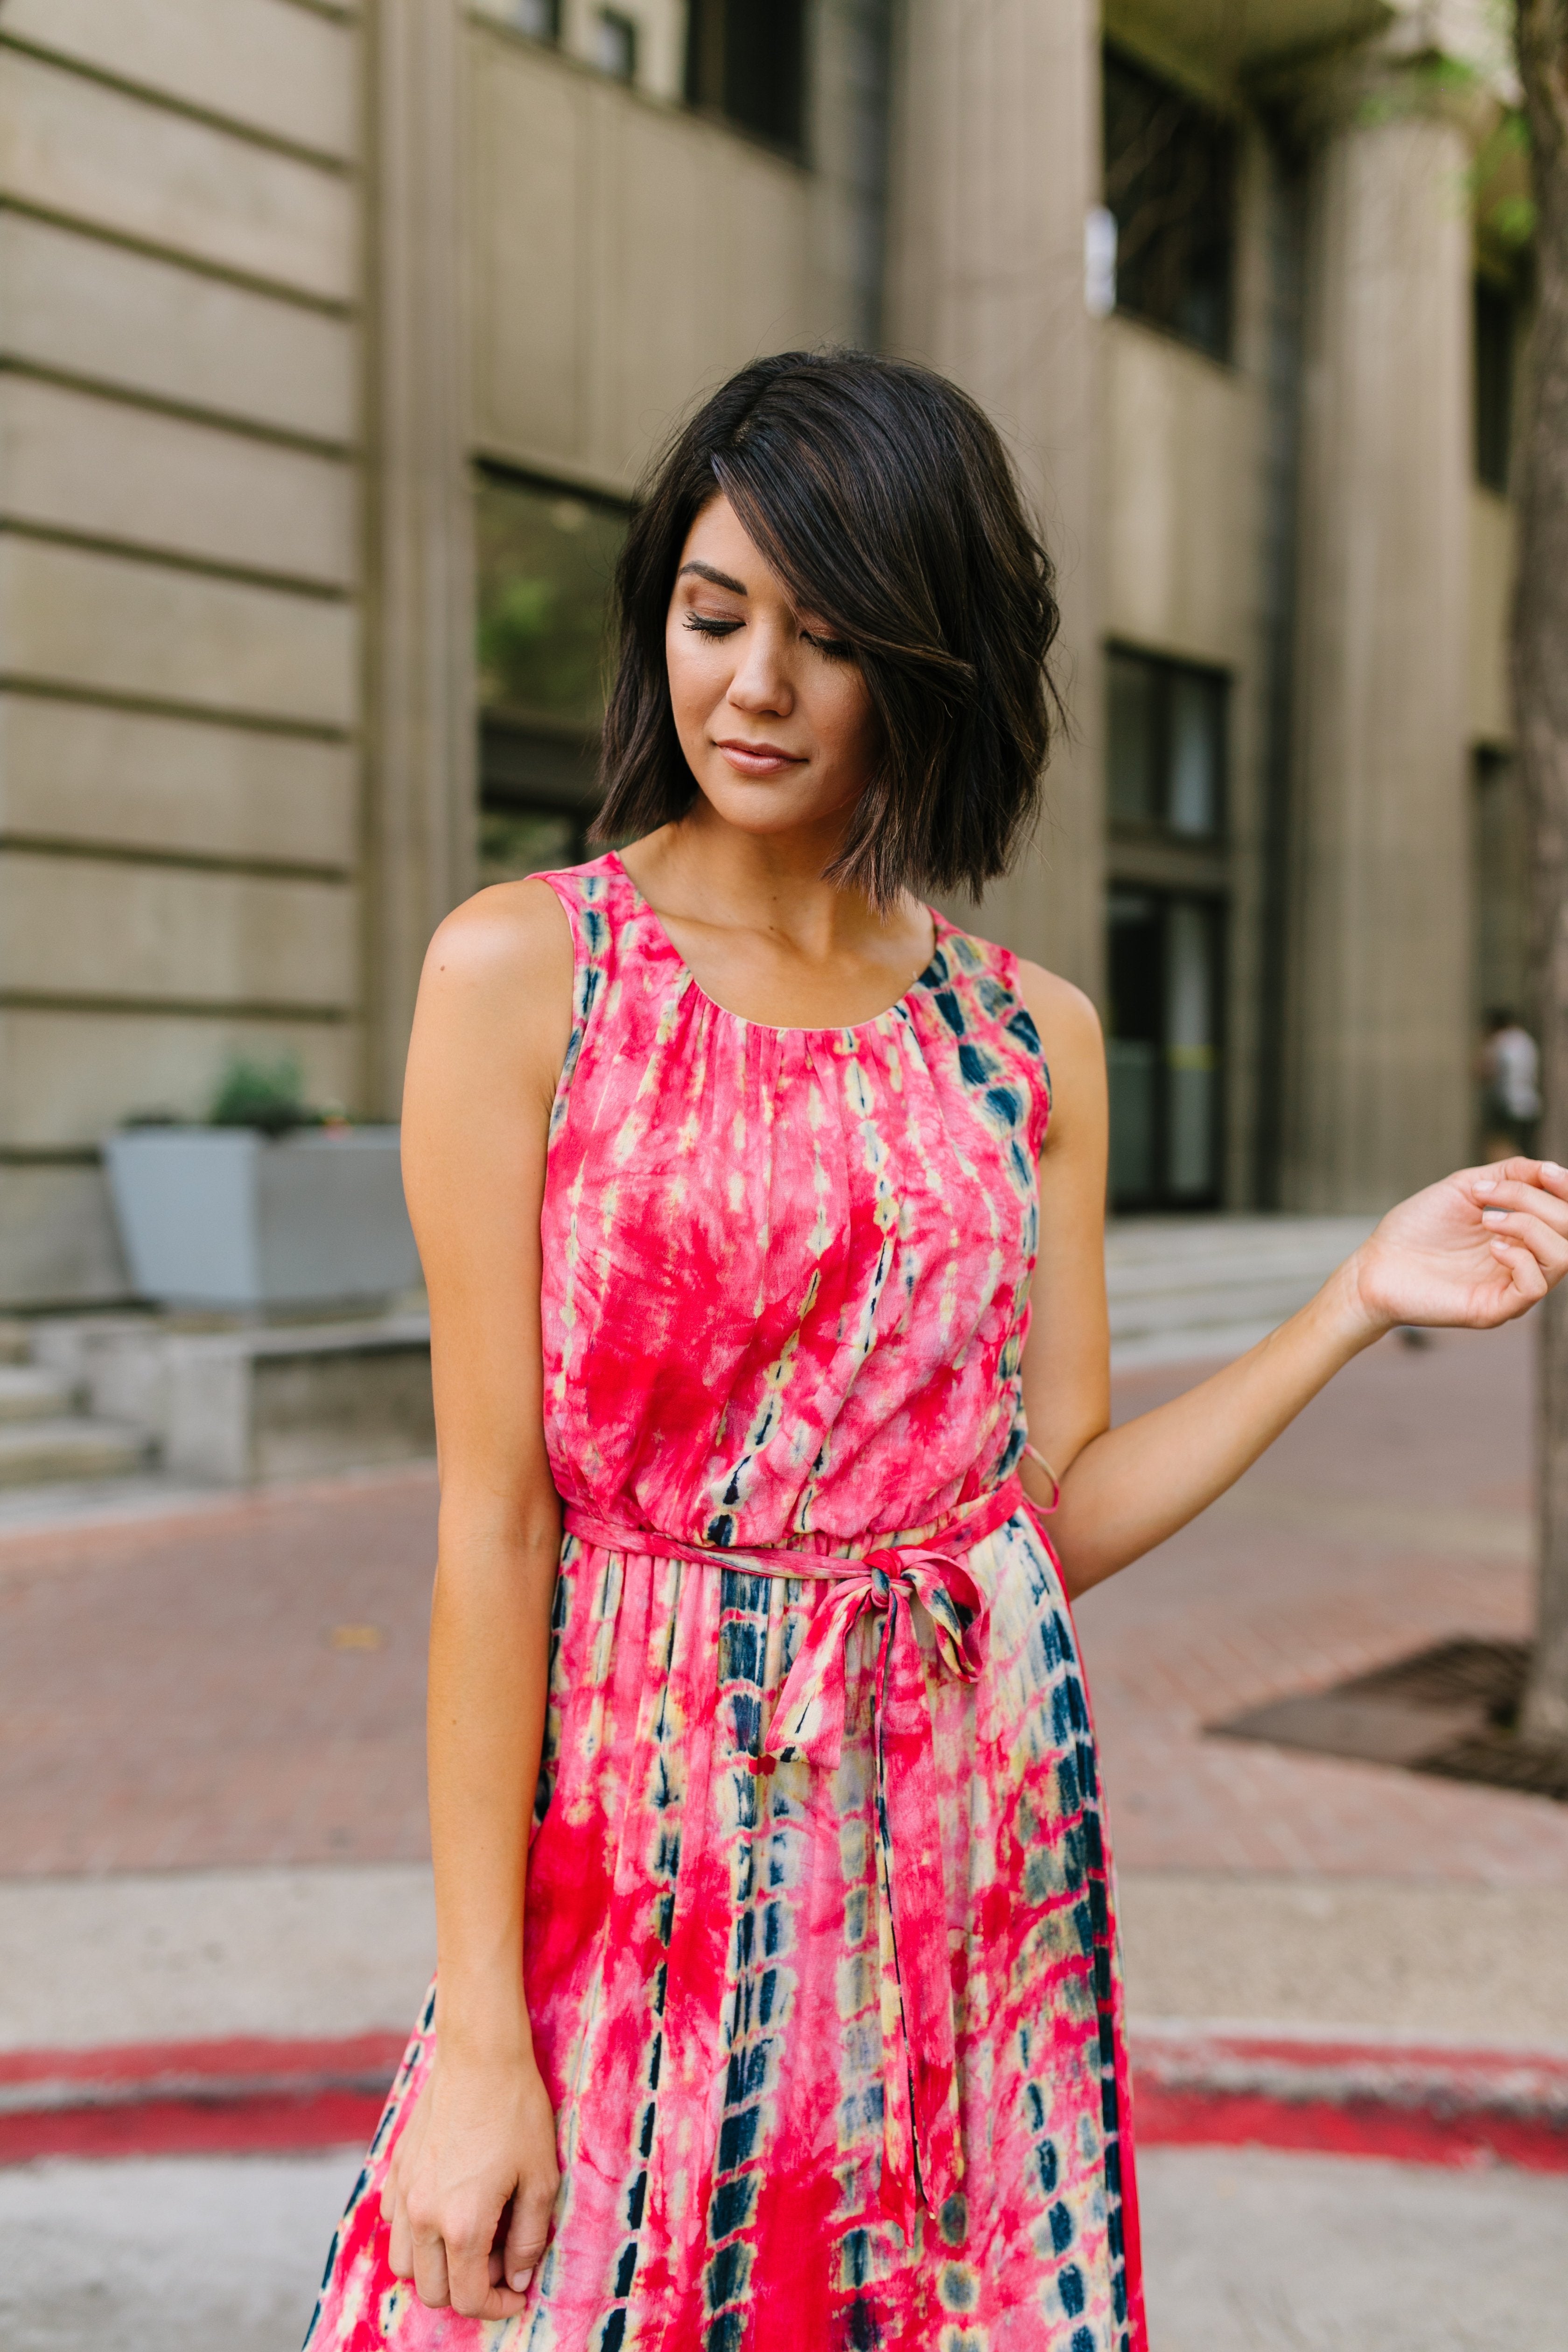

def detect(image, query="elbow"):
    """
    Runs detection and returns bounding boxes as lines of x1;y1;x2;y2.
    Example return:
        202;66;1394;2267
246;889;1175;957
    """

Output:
435;1489;562;1592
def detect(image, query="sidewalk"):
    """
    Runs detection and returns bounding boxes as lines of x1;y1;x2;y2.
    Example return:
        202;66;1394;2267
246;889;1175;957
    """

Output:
1;1319;1566;2345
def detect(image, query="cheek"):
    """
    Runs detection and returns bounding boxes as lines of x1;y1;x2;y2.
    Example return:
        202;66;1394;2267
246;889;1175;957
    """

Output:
819;673;880;772
665;625;712;739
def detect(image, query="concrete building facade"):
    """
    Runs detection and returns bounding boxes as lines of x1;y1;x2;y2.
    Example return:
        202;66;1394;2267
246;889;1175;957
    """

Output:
0;0;1530;1303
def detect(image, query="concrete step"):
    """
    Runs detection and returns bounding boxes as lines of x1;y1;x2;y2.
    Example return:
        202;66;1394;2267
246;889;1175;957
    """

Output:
1105;1214;1373;1264
0;1365;78;1424
1106;1215;1376;1368
0;1417;150;1488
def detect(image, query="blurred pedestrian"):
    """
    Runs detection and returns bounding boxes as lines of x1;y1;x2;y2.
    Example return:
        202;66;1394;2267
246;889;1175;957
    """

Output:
1479;1008;1541;1162
305;353;1568;2352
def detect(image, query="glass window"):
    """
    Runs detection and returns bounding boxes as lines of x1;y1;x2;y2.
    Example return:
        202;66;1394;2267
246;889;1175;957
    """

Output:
481;0;560;39
1107;647;1226;838
686;0;805;155
1472;746;1530;1035
1107;891;1162;1208
475;471;629;881
1103;45;1235;361
1168;669;1223;834
596;9;637;83
1107;890;1224;1210
1475;280;1514;493
476;475;626;732
1108;651;1159;826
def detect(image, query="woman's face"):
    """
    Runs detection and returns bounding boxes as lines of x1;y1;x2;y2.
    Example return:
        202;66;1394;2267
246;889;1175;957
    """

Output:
665;495;881;842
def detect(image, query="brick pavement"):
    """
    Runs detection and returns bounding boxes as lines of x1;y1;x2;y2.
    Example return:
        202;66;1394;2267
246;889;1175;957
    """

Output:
3;1320;1567;1886
1078;1317;1568;1886
0;1468;437;1875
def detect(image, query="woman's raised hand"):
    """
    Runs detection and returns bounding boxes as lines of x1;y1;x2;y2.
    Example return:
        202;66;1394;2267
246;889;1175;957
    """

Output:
1345;1157;1568;1336
380;2043;560;2320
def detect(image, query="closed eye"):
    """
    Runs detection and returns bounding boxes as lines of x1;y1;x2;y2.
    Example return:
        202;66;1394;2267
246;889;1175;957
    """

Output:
803;632;855;661
682;613;742;639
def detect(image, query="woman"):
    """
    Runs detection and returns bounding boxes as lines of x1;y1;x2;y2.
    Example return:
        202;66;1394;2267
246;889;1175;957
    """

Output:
307;352;1568;2352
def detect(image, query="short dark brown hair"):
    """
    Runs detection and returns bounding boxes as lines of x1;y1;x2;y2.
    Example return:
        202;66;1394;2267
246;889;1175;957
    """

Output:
592;350;1061;904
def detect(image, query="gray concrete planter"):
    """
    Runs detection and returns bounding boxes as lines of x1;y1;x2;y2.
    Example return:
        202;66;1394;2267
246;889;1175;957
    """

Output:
104;1127;421;1311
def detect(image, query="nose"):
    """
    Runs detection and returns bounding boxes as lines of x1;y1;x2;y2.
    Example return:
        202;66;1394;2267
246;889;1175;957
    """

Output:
727;620;794;719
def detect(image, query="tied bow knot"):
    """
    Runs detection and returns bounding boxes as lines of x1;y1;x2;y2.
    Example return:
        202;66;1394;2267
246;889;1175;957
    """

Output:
560;1476;1032;2233
762;1542;987;1771
759;1537;991;2232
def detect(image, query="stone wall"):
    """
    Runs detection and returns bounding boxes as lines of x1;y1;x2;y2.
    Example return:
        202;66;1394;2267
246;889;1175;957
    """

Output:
0;0;862;1304
0;0;365;1302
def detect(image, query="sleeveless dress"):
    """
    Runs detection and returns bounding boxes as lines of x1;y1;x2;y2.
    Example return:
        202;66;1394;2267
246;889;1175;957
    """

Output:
306;852;1146;2352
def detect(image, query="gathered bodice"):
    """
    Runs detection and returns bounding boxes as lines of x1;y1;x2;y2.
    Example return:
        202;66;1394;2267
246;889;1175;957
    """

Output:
536;853;1050;1550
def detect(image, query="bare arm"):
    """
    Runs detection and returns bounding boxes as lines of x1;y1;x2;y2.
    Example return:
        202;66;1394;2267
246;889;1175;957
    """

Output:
380;879;574;2321
1015;964;1568;1600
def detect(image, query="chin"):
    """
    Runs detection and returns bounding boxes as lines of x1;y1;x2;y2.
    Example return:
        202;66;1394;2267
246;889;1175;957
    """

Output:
692;773;858;840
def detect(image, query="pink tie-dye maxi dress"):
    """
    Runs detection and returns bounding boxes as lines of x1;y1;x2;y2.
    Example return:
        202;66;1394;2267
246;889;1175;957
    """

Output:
307;852;1147;2352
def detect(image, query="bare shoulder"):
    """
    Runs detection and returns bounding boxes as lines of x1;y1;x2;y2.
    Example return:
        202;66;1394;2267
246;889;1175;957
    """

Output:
1013;959;1103;1066
1012;958;1106;1156
424;877;572;994
412;879;574;1099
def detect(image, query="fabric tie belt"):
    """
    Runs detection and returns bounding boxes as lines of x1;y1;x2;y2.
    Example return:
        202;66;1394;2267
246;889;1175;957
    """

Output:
562;1473;1039;2232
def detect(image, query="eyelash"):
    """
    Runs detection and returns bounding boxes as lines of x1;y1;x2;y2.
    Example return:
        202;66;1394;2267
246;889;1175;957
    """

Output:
681;614;855;661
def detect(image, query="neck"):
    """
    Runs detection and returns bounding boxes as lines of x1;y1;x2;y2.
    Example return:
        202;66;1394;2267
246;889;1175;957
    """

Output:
626;801;912;956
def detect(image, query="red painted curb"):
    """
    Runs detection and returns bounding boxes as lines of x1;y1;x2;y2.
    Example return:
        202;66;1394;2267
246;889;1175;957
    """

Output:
1133;2086;1568;2173
2;2028;1566;2170
0;2033;406;2165
0;2088;391;2166
0;2031;408;2093
1128;2028;1568;2173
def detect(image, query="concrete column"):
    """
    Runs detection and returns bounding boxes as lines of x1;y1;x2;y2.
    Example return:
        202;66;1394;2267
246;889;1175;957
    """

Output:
882;0;1104;999
1279;55;1475;1209
363;0;478;1119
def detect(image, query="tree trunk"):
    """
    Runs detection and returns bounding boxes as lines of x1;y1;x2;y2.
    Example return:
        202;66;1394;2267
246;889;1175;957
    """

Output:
1515;2;1568;1743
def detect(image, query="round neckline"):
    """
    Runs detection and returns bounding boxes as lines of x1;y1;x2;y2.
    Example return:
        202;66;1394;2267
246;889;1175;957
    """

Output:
608;850;946;1038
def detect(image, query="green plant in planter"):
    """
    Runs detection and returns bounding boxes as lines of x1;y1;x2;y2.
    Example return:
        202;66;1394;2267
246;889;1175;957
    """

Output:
208;1054;319;1138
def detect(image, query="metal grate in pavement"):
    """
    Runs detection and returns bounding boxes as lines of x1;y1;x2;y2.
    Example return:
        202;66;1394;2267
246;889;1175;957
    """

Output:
1211;1637;1568;1803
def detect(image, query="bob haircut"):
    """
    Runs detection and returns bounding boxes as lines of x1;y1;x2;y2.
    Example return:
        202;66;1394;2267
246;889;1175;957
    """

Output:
592;350;1061;905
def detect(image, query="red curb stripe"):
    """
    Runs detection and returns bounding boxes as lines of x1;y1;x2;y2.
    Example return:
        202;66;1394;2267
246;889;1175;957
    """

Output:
0;2032;407;2098
0;2088;391;2165
3;2029;1566;2170
1127;2029;1568;2125
1133;2086;1568;2174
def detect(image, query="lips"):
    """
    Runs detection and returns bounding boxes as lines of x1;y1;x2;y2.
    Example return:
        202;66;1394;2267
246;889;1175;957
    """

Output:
715;739;806;777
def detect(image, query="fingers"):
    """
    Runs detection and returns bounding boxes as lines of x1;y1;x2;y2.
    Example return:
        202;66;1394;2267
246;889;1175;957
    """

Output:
385;2142;413;2281
381;2076;430;2272
1471;1161;1568;1303
503;2162;560;2295
1472;1159;1568;1216
410;2210;451;2311
387;2193;415;2284
1476;1199;1568;1276
1485;1229;1553;1308
381;2049;553;2320
1472;1163;1568;1215
444;2217;532;2322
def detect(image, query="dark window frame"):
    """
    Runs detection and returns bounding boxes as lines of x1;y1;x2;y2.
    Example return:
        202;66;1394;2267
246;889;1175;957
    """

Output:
684;0;808;161
504;0;562;44
1106;885;1229;1213
1103;42;1237;364
474;462;630;882
1106;642;1230;843
596;7;638;84
1474;276;1516;494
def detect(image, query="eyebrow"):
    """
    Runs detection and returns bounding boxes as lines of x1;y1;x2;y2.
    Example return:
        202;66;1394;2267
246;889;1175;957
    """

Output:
677;560;748;594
